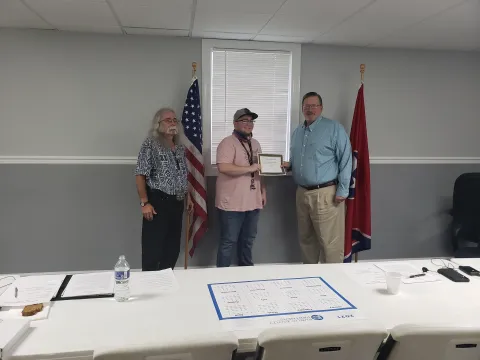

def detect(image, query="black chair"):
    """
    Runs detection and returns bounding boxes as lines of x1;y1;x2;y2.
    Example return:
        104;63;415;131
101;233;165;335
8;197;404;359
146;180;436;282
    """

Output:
451;173;480;257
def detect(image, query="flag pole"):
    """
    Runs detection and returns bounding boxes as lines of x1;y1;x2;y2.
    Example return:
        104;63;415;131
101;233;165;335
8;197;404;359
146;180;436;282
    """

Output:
354;63;365;264
184;62;197;270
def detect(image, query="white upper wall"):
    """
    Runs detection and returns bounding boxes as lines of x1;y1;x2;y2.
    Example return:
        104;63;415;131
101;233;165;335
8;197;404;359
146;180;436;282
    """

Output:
0;29;201;157
0;29;479;159
301;44;480;157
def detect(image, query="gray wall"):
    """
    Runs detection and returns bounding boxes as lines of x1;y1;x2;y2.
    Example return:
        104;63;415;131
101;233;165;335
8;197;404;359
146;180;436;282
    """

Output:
300;44;480;157
1;164;480;273
0;30;201;157
1;30;479;273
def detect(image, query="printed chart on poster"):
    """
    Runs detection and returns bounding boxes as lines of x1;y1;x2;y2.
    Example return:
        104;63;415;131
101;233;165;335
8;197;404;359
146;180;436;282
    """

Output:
208;277;356;320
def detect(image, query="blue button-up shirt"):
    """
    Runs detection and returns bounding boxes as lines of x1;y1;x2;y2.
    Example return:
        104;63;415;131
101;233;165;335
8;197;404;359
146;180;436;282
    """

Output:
290;116;352;198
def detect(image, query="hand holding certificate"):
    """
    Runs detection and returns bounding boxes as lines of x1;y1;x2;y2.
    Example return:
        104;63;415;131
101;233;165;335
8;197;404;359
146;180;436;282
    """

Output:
258;154;286;176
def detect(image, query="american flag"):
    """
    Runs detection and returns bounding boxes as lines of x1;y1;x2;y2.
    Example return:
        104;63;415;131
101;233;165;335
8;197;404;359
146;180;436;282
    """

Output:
181;78;208;256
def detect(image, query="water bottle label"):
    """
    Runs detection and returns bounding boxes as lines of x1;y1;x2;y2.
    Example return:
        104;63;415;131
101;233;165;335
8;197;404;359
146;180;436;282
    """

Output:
115;270;130;280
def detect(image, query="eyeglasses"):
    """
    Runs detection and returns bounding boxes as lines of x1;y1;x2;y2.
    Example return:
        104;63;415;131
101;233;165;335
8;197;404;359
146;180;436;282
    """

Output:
303;104;321;110
161;118;178;124
236;119;256;124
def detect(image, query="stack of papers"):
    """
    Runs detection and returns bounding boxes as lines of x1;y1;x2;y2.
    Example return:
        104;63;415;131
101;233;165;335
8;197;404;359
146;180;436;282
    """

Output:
129;268;179;296
61;272;114;298
343;262;441;286
0;275;65;307
343;264;386;286
375;262;440;284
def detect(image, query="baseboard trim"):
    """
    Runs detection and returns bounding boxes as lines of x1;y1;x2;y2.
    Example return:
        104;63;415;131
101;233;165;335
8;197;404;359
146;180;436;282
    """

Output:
0;156;479;165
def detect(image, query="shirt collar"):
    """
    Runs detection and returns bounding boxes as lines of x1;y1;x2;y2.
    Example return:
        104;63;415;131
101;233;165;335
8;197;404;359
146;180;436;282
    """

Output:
233;130;252;142
303;116;323;131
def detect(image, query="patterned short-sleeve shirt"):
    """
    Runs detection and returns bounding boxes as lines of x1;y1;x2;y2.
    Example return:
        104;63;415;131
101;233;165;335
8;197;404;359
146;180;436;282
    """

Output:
135;136;188;195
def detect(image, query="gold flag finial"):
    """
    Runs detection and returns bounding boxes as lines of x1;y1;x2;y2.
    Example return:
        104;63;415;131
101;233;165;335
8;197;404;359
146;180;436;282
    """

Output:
360;64;365;82
192;62;197;77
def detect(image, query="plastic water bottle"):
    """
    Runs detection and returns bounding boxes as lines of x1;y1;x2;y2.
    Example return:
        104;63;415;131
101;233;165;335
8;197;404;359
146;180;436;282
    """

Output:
114;255;130;302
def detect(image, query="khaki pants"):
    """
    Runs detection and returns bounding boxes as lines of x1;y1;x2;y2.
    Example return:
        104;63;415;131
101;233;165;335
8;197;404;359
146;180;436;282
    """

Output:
296;185;345;264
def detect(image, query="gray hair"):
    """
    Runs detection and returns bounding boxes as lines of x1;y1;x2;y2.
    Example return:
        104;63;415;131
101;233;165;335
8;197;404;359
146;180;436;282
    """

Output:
149;107;186;147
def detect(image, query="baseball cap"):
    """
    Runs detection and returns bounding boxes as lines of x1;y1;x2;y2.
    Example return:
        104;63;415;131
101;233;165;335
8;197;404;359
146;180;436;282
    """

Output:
233;108;258;122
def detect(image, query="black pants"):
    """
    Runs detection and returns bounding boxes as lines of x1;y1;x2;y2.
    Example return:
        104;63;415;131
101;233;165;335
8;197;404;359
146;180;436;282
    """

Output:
141;189;184;271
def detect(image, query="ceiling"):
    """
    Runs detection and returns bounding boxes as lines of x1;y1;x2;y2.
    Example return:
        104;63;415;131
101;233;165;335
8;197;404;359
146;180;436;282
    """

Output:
0;0;479;51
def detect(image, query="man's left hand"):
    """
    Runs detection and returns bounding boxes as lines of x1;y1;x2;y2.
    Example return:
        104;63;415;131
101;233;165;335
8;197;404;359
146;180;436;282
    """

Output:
262;192;267;207
335;196;346;203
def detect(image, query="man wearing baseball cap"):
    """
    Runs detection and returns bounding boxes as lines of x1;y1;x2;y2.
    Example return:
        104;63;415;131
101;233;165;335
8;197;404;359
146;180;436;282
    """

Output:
215;108;266;267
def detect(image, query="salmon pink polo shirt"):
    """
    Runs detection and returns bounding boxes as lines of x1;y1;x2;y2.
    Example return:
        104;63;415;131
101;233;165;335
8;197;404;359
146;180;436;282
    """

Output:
215;134;263;212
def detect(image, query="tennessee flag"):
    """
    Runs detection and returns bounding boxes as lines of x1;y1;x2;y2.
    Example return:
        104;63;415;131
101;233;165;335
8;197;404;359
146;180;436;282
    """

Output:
344;83;372;262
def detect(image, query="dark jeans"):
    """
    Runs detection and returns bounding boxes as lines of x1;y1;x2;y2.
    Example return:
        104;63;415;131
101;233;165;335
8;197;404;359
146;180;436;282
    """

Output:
216;209;260;267
141;189;184;271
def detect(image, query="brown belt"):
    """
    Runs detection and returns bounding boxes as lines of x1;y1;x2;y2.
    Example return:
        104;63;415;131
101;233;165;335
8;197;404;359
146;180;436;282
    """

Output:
301;180;337;191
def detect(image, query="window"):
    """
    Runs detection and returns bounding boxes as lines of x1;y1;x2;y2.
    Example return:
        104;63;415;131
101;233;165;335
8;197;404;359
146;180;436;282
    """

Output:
202;40;301;173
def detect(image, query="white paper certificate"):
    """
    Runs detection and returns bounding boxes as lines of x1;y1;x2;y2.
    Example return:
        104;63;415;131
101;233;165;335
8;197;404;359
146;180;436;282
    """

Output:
259;154;285;176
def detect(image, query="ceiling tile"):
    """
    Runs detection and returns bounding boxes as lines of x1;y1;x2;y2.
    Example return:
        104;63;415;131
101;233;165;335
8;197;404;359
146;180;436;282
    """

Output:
0;0;53;28
109;0;193;29
261;0;372;37
278;0;372;17
314;0;466;47
193;10;271;33
260;14;332;37
196;0;285;14
24;0;119;28
124;27;189;36
254;34;311;43
191;31;254;40
372;0;480;50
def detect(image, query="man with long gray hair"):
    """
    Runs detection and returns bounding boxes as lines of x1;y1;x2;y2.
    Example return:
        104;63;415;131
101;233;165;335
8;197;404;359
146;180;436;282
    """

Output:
135;107;193;271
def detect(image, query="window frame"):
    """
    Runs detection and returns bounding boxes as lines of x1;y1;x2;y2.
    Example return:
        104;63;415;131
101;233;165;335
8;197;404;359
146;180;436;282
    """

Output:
201;39;302;176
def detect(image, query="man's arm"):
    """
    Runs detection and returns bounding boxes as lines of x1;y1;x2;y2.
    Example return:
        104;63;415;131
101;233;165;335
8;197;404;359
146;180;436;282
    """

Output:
135;175;149;203
335;124;353;199
217;163;259;176
134;139;156;220
216;138;259;176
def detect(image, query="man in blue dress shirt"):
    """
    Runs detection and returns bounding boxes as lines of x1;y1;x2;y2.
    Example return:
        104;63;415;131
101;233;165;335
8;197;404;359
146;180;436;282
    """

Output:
283;92;352;263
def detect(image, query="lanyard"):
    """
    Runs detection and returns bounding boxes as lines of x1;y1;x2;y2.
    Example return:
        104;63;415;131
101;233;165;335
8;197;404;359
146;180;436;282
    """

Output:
239;140;253;167
238;138;256;190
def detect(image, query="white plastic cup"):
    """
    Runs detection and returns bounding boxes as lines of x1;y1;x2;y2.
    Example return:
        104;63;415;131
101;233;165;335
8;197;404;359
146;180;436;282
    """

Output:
386;272;402;294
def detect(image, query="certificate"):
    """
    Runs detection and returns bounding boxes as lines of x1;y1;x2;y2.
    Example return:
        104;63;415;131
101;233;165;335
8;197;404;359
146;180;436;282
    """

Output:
258;154;285;176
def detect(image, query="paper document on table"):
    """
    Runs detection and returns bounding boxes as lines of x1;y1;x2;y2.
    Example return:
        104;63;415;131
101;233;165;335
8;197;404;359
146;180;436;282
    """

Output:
375;262;439;284
0;276;19;297
343;264;386;285
0;274;65;307
62;272;114;298
209;277;356;320
209;276;364;332
129;269;179;295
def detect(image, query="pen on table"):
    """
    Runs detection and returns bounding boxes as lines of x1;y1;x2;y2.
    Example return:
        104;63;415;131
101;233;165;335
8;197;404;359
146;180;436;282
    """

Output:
15;287;18;298
409;273;426;278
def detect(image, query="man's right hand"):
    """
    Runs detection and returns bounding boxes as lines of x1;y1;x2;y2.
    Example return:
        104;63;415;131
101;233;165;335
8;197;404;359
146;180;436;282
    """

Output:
142;203;157;221
281;161;290;169
249;163;261;172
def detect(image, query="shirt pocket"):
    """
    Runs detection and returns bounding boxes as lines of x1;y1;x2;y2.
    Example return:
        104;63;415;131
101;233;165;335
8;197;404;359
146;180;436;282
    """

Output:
156;154;170;175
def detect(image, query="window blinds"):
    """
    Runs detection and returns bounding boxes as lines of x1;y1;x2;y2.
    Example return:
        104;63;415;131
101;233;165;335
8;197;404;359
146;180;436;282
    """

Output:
210;49;292;164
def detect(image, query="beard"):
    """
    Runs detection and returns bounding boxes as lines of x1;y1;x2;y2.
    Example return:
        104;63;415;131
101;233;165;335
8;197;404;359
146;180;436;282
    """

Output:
166;126;178;135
